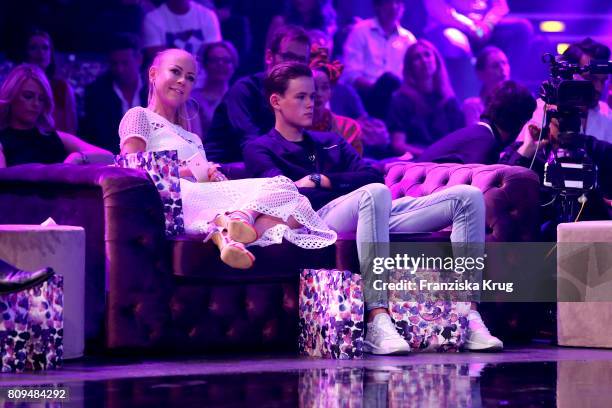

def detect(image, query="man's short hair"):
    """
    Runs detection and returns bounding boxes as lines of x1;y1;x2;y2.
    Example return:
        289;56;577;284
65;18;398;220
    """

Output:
264;61;313;102
482;80;536;134
107;32;141;54
562;37;611;64
267;25;311;55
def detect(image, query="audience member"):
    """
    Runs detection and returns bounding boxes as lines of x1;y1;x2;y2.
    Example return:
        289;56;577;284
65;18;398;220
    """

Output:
0;64;111;168
310;29;390;158
463;46;510;126
244;61;502;354
308;44;363;155
81;33;147;154
518;38;612;145
309;30;366;120
342;0;416;119
267;0;337;47
22;30;78;134
212;0;252;77
119;49;336;269
387;40;464;157
190;41;238;139
142;0;222;62
424;0;532;99
205;24;311;163
418;80;536;164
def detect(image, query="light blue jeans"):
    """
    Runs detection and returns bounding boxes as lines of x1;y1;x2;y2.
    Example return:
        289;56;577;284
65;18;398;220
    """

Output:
317;184;485;311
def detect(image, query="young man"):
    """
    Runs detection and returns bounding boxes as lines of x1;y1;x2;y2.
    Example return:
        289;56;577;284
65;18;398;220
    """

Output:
244;62;503;354
342;0;416;118
204;25;311;163
81;33;148;154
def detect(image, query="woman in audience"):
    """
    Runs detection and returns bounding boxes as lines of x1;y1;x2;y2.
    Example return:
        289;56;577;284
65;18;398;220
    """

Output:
463;46;510;126
119;48;336;269
266;0;337;47
190;41;238;139
23;30;78;134
309;48;363;155
387;40;464;157
0;64;111;168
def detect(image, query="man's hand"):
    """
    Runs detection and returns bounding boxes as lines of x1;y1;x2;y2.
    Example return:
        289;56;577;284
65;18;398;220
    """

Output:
295;174;332;188
517;123;548;158
295;175;316;188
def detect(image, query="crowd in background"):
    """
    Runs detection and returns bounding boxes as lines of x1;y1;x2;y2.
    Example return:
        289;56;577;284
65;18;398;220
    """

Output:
0;0;611;218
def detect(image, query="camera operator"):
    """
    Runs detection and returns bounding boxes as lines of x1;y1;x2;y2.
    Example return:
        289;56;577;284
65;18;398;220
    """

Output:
501;106;612;239
517;38;612;144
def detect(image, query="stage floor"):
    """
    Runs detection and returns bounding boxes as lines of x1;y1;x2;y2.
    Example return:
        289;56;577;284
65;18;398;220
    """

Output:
1;345;611;407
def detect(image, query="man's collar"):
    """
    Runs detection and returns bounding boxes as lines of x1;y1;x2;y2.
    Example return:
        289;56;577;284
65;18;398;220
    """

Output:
372;17;400;37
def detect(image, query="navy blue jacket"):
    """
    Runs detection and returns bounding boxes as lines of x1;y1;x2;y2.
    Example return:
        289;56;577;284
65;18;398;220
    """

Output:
244;129;383;210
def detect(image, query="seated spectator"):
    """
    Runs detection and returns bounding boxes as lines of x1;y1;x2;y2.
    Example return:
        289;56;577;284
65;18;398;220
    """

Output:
308;46;363;155
342;0;416;119
190;41;238;139
463;46;510;126
81;33;147;154
417;80;536;164
518;38;612;145
0;65;111;168
212;0;252;77
267;0;337;46
309;29;366;120
424;0;532;100
22;30;78;134
205;24;311;163
142;0;221;63
387;40;464;157
244;61;502;354
310;29;390;158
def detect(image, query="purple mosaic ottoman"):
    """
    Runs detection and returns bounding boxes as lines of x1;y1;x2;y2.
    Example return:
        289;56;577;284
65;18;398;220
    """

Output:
388;269;470;352
298;269;364;359
0;275;63;372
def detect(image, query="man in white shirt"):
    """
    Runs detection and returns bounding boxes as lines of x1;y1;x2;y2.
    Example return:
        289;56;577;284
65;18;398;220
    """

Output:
342;0;416;118
142;0;221;60
518;38;612;145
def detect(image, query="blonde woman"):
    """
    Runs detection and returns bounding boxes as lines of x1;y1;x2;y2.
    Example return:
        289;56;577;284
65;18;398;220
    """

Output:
119;48;336;269
0;64;111;168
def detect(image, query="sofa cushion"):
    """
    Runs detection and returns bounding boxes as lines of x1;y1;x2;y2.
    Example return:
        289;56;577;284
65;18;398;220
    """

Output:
385;163;541;242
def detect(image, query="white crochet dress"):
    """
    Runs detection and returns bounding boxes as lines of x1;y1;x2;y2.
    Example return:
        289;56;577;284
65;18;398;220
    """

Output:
118;107;337;248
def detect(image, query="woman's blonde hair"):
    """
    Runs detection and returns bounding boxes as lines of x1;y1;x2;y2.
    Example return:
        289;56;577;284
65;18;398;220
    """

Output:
402;39;455;101
148;48;197;131
0;64;55;133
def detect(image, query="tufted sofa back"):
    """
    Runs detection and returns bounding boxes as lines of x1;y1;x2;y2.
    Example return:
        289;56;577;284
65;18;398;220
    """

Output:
385;162;541;242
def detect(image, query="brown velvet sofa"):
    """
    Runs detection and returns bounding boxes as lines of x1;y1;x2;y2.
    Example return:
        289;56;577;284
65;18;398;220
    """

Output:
0;162;540;353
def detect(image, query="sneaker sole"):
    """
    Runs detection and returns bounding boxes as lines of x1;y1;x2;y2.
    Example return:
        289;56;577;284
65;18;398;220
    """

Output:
363;341;411;355
464;341;504;352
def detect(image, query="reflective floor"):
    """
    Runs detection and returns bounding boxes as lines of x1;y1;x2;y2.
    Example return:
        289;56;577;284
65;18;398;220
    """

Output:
1;346;611;407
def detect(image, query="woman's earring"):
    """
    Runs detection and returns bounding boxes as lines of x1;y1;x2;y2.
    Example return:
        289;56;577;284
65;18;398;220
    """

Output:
179;97;200;121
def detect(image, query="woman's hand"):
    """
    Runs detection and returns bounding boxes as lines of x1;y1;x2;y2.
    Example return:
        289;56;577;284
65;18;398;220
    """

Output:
64;152;87;164
207;162;227;182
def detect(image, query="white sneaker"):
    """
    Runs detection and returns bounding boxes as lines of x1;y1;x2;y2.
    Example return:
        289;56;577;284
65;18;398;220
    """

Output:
465;310;504;352
363;313;411;355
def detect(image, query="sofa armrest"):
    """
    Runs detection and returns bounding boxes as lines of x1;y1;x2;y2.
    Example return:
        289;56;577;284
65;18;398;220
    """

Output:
0;163;174;349
385;162;541;241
